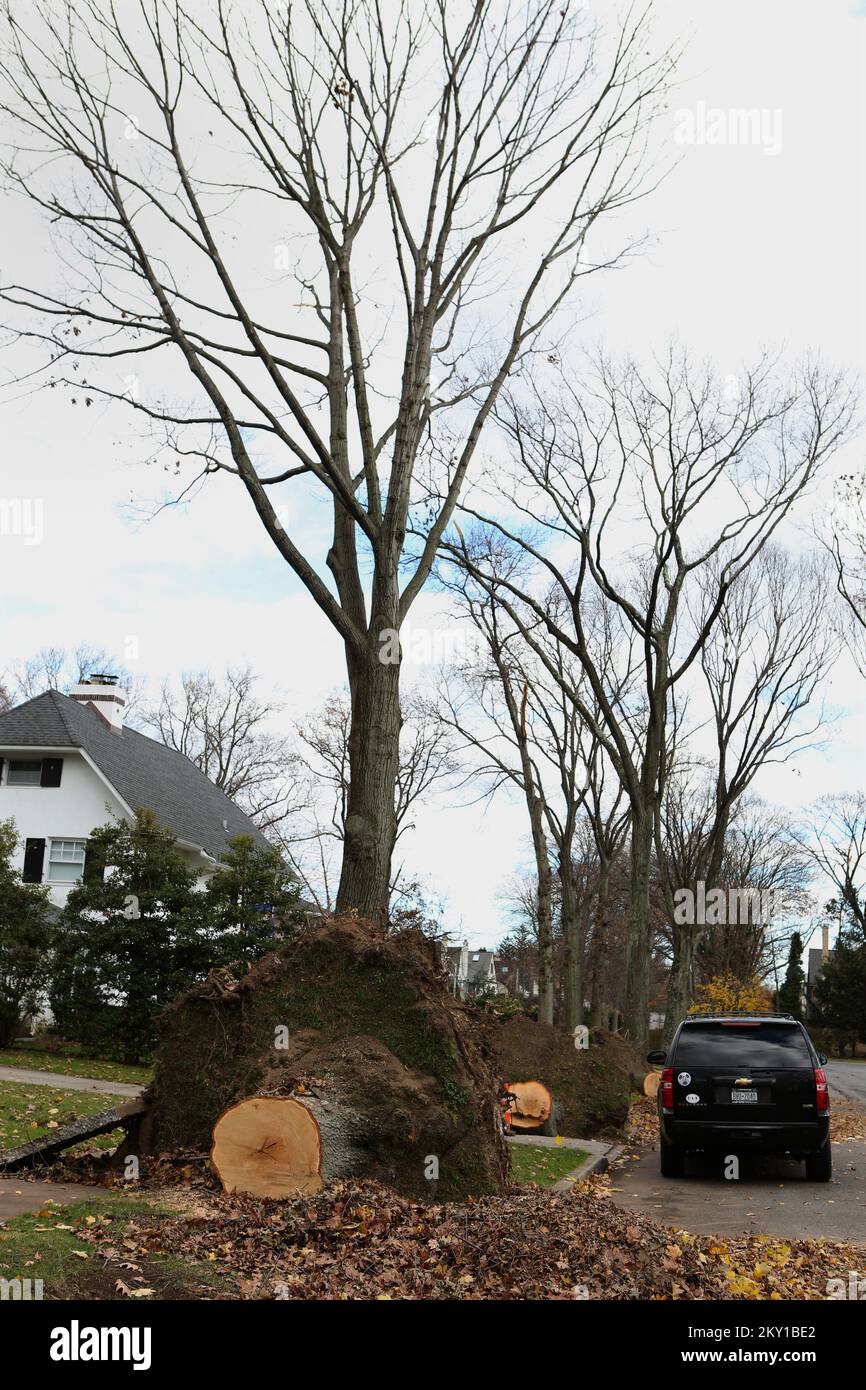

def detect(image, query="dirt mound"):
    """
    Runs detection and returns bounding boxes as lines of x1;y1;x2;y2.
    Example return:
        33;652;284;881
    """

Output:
146;916;508;1201
490;1018;644;1139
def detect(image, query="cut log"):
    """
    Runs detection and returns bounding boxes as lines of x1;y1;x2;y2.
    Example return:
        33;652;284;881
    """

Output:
211;1096;324;1198
0;1099;147;1172
506;1079;553;1130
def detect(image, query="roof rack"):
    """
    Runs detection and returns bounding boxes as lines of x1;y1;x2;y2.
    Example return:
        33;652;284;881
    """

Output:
685;1011;796;1020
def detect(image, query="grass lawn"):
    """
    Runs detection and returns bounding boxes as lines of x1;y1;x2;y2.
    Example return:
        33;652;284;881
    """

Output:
509;1142;589;1189
0;1193;229;1300
0;1081;127;1152
0;1047;151;1087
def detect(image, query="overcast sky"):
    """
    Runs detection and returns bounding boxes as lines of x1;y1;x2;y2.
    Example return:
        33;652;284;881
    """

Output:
1;0;865;949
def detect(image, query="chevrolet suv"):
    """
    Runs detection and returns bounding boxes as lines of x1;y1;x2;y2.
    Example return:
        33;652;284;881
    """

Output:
646;1014;831;1181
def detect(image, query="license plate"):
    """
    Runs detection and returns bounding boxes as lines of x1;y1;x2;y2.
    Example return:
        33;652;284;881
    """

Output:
731;1089;758;1104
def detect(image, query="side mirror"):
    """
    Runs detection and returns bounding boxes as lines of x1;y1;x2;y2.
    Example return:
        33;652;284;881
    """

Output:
818;1052;828;1065
646;1049;666;1065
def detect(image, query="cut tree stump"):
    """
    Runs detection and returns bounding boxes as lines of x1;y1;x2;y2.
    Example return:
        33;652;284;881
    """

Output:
211;1096;324;1198
506;1080;553;1130
0;1099;147;1172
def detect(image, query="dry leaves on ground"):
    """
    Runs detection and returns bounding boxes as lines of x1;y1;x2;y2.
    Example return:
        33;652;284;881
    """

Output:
62;1174;866;1302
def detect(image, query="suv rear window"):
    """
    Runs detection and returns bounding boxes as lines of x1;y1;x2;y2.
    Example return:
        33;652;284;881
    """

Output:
674;1022;813;1068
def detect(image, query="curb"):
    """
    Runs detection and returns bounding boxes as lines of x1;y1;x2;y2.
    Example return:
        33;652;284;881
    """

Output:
553;1143;623;1192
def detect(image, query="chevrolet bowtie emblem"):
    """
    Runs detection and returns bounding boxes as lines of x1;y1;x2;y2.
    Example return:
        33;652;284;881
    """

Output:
734;1078;752;1086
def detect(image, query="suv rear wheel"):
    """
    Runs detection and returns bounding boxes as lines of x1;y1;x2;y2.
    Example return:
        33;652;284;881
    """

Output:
660;1133;684;1178
804;1141;832;1182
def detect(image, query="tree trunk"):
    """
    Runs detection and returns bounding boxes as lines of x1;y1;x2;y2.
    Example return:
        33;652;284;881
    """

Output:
335;641;402;921
588;859;611;1027
664;923;698;1045
560;859;583;1030
534;818;555;1025
624;808;652;1049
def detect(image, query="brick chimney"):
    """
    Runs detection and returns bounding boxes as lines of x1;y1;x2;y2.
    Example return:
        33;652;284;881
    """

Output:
822;921;830;963
69;673;125;733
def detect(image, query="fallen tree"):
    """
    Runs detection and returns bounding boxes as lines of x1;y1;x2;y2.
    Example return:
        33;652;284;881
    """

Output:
491;1017;643;1138
147;917;508;1201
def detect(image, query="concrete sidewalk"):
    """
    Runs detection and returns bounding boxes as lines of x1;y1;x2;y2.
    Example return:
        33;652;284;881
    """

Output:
0;1065;142;1097
0;1178;103;1221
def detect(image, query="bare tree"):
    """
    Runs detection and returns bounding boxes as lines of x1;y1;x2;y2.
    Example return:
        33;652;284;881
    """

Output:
0;0;673;919
434;555;640;1026
805;793;866;933
659;546;840;1033
297;687;459;837
824;473;866;672
293;686;460;910
140;666;307;830
3;643;143;715
448;350;855;1043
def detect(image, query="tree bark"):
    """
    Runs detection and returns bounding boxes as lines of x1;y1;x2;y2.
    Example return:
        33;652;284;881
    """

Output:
533;805;555;1026
624;809;652;1049
335;637;402;921
664;924;699;1045
588;859;611;1027
560;859;584;1030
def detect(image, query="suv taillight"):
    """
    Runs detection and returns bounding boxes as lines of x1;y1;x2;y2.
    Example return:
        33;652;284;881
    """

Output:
661;1067;674;1109
814;1067;829;1112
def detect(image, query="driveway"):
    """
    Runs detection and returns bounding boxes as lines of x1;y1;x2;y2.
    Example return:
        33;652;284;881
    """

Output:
610;1142;866;1241
826;1060;866;1106
0;1065;142;1097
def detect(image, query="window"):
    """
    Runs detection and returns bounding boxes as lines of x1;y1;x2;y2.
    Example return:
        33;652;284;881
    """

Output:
7;759;43;786
674;1022;812;1069
47;839;86;883
4;758;63;787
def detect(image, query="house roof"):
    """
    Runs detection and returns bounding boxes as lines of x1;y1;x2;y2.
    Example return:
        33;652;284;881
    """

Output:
0;690;269;859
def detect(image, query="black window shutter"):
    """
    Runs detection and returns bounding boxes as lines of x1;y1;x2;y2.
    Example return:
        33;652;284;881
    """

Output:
0;757;4;783
82;840;105;884
40;758;63;788
22;838;46;884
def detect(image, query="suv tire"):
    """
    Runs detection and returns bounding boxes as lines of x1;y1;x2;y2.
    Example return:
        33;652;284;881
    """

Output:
660;1133;685;1178
805;1141;832;1182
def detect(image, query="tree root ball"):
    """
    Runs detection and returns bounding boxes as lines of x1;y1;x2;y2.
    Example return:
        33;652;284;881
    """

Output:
147;916;509;1200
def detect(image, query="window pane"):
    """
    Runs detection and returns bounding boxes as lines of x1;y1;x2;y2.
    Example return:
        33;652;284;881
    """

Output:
7;760;42;786
48;839;85;882
47;860;83;882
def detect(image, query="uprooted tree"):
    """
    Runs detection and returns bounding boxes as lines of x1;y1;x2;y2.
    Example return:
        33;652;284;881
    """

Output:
0;0;673;920
147;916;509;1200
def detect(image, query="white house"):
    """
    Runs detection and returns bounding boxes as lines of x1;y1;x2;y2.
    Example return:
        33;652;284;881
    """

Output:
0;675;269;905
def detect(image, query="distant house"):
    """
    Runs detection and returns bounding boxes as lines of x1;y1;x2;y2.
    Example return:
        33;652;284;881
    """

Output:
0;676;269;905
445;942;508;999
806;937;835;1020
444;942;541;1000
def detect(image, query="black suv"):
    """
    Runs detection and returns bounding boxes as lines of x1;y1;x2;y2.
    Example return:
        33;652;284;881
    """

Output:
647;1014;831;1181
